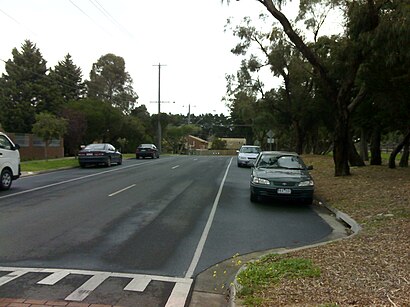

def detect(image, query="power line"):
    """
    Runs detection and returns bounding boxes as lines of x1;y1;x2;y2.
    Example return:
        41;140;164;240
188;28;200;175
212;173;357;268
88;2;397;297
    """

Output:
90;0;135;39
0;7;38;36
67;0;112;36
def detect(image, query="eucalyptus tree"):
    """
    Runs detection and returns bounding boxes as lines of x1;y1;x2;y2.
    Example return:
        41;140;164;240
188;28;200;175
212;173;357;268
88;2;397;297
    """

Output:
226;0;407;176
87;53;138;114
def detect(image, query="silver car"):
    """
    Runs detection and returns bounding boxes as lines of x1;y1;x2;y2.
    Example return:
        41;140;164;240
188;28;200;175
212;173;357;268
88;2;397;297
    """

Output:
237;145;261;167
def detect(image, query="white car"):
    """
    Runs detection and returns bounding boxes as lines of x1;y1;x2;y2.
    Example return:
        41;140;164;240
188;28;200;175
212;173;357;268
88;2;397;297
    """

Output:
237;145;261;167
0;132;21;190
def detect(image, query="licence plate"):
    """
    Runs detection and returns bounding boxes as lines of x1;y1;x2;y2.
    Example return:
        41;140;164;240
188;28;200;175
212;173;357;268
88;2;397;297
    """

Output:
277;188;291;194
86;153;93;156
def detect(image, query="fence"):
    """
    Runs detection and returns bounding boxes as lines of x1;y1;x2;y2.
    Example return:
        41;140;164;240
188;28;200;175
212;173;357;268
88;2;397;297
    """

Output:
6;132;64;160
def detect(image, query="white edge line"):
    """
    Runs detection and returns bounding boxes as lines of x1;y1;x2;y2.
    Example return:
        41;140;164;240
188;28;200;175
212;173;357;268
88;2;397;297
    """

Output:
171;165;180;169
185;157;233;278
0;163;146;200
108;184;136;197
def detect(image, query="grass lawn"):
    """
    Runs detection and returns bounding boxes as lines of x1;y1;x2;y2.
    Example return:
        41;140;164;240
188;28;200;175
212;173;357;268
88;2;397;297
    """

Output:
21;154;135;172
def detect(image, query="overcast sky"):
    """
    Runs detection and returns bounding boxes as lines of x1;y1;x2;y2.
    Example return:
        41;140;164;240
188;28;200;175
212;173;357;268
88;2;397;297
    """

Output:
0;1;342;117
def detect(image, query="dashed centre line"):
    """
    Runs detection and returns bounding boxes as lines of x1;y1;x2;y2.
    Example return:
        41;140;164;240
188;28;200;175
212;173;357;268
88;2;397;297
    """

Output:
108;184;136;197
171;165;180;169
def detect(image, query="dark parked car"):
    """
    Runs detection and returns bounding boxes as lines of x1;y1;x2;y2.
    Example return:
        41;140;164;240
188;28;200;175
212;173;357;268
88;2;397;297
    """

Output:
78;143;122;168
136;144;159;159
250;151;314;204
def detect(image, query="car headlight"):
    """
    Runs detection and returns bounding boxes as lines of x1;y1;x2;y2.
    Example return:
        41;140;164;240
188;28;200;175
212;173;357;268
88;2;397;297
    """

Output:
238;154;247;161
298;180;314;187
252;177;270;185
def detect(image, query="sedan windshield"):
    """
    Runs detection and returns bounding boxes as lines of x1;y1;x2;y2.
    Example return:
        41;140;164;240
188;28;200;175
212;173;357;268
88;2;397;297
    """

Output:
257;155;306;170
240;147;260;154
85;144;106;151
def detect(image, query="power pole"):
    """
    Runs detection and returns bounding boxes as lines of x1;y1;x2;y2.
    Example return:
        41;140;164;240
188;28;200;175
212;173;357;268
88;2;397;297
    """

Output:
153;63;166;153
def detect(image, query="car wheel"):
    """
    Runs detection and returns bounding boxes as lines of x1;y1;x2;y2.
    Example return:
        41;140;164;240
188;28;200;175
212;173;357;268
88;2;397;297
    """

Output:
106;157;112;167
250;191;258;203
118;157;122;165
79;163;86;168
237;163;241;167
0;169;12;190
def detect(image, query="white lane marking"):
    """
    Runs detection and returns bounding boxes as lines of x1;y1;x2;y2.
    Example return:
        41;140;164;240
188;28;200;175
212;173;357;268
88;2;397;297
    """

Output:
108;184;136;197
37;271;70;285
185;157;233;278
124;276;151;291
0;269;30;286
165;280;193;307
171;165;180;169
0;163;148;200
65;273;110;301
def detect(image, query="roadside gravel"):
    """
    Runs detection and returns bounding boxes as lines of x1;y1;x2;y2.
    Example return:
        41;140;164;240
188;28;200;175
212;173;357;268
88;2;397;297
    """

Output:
237;155;409;306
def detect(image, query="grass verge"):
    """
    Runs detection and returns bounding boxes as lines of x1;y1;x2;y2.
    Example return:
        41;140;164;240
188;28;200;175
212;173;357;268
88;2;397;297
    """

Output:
237;254;321;306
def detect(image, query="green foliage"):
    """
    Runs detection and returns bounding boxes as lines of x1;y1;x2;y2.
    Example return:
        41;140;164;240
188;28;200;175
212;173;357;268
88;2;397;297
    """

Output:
32;112;68;160
211;137;227;150
87;53;138;114
32;112;67;142
0;40;48;132
165;124;201;154
237;254;321;305
48;53;85;103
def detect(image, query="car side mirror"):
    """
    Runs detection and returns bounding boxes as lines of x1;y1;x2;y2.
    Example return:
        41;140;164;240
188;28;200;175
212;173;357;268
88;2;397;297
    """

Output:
13;144;20;150
307;165;313;170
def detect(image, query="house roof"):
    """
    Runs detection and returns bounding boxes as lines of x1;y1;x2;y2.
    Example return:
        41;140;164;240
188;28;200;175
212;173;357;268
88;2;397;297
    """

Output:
188;135;208;144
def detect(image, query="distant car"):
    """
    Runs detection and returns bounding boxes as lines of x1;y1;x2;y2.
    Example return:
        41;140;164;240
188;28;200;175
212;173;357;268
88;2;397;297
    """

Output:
0;132;21;190
78;143;122;168
237;145;261;167
250;151;314;204
136;144;159;159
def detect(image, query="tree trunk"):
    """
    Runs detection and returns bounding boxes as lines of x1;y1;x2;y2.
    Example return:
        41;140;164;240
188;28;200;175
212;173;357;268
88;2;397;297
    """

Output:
399;141;409;167
360;128;369;161
333;111;350;176
389;130;410;169
349;134;366;166
370;127;382;165
294;120;305;155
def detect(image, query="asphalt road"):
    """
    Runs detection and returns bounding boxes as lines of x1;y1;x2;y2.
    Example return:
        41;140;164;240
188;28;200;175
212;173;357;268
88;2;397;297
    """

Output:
0;155;332;306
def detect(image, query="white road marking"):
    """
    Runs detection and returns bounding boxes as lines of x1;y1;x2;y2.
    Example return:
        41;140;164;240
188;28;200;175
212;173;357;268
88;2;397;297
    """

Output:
171;165;180;169
108;184;136;197
37;270;70;285
185;157;233;278
0;163;148;200
165;280;193;307
0;269;30;286
65;273;110;301
124;276;151;291
0;266;193;303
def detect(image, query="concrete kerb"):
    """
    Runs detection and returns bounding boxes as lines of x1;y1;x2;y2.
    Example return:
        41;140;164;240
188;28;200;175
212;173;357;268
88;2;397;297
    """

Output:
228;197;361;307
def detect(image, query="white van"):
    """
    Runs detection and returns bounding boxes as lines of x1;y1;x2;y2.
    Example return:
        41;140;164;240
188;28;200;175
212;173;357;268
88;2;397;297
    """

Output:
0;132;21;190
